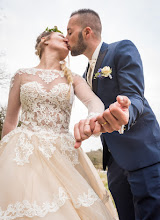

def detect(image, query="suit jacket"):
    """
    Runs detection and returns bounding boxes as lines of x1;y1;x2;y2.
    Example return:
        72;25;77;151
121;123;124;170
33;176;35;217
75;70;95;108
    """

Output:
84;40;160;171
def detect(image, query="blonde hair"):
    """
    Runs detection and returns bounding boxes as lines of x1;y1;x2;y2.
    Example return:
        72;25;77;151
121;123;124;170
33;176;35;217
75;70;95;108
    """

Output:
60;60;73;98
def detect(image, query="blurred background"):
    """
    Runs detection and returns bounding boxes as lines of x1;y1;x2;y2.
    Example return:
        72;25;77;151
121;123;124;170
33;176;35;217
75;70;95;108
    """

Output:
0;0;160;151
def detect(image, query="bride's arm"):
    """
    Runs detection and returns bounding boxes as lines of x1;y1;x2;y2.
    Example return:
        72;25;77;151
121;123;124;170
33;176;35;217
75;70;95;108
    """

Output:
73;74;105;116
73;74;104;148
1;72;21;138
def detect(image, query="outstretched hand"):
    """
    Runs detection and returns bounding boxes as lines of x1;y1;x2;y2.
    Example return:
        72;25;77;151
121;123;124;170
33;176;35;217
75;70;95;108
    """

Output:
96;95;131;133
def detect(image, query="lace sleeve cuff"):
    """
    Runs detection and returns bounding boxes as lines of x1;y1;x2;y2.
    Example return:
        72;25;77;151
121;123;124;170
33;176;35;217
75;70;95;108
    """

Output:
87;112;100;119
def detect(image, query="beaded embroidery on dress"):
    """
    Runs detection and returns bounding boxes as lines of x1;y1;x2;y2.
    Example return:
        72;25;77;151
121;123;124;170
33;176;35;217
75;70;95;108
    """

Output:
0;67;118;220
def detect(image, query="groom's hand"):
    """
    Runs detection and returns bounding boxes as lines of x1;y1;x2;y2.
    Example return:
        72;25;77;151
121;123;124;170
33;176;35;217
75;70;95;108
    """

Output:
96;95;131;133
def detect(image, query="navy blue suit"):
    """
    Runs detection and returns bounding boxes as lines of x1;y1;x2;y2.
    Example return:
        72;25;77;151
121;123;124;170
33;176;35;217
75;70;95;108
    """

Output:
84;40;160;220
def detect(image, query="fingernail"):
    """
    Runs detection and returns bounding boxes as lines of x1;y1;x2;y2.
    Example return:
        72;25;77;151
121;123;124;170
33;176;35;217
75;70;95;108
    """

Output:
119;96;124;102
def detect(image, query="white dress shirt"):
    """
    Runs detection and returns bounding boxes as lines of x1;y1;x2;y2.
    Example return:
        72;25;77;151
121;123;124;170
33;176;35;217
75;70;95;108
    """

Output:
87;41;103;88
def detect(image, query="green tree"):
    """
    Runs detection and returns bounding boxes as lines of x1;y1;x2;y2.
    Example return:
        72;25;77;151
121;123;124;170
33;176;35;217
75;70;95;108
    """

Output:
86;149;103;169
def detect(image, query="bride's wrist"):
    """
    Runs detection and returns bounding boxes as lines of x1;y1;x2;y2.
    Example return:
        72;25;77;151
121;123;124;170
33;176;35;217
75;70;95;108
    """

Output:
87;112;100;120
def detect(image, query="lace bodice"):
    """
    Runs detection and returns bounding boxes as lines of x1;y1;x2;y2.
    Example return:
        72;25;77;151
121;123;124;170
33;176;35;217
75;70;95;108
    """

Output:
20;81;73;133
11;68;74;133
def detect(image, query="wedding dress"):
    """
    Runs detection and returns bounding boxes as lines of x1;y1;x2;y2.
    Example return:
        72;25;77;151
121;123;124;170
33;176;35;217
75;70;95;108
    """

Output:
0;67;118;220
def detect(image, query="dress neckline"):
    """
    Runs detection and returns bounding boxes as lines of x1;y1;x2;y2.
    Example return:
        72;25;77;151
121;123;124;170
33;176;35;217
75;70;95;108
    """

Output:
32;67;63;73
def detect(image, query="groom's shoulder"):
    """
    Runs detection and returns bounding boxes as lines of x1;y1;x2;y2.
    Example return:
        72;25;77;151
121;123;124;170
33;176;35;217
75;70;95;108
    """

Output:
102;40;137;55
106;39;135;48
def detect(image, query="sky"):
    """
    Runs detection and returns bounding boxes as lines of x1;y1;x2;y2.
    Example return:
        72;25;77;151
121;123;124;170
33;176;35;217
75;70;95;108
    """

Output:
0;0;160;151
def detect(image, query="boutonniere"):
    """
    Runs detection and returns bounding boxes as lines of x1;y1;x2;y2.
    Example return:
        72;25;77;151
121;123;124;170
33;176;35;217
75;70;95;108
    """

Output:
94;66;112;79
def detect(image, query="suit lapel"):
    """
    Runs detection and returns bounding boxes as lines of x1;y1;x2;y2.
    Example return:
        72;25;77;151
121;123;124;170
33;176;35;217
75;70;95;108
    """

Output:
92;43;108;94
83;63;89;79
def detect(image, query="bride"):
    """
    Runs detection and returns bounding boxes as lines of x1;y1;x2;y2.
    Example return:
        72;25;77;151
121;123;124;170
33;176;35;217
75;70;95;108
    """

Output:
0;26;118;220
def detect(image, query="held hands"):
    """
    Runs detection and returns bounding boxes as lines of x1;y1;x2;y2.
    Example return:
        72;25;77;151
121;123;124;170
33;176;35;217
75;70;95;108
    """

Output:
74;117;101;149
74;95;131;149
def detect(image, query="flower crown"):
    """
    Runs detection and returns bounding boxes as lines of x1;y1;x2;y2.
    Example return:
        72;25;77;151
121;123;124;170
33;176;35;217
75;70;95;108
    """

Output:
45;26;63;34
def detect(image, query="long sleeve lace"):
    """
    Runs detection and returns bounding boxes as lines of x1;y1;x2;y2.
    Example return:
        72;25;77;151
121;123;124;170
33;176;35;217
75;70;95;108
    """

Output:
1;72;21;138
73;74;105;118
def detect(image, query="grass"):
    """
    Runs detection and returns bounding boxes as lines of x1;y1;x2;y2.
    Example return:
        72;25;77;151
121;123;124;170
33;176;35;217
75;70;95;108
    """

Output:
97;169;115;206
98;170;109;189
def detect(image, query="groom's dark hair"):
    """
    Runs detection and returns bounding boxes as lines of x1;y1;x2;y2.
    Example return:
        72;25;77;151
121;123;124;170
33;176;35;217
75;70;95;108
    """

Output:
70;9;102;39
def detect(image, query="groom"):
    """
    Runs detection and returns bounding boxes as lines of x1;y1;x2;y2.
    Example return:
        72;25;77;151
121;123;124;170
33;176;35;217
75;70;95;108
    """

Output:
66;9;160;220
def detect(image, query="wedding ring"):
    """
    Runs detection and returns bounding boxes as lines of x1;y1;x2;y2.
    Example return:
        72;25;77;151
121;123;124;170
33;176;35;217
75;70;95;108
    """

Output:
84;122;90;125
101;122;107;126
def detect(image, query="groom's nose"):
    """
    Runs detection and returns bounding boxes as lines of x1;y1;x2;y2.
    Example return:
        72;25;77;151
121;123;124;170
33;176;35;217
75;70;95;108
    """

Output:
63;38;69;48
65;33;69;40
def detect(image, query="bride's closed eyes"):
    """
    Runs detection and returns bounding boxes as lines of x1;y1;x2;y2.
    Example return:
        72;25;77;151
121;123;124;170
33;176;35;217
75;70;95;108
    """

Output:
59;34;65;38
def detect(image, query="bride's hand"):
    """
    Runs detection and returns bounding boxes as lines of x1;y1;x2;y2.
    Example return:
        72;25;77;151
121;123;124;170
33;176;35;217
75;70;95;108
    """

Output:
74;118;94;148
90;117;102;135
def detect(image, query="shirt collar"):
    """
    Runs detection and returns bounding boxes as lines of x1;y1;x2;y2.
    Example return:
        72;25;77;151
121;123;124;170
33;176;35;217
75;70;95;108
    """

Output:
91;41;103;61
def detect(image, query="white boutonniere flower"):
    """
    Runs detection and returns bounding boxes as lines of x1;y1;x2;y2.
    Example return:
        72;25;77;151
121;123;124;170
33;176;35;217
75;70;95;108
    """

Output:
94;66;112;79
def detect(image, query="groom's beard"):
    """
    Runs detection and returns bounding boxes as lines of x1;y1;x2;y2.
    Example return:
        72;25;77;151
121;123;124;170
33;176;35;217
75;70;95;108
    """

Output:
70;31;87;56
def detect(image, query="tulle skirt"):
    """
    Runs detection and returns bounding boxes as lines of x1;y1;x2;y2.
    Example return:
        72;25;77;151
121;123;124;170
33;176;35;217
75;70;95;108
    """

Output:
0;127;118;220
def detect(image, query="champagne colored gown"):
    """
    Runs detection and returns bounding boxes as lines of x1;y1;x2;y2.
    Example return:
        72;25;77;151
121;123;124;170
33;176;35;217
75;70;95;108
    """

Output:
0;67;118;220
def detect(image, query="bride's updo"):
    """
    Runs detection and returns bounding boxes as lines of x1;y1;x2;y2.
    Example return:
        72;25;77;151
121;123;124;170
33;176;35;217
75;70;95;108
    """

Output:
35;27;73;94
